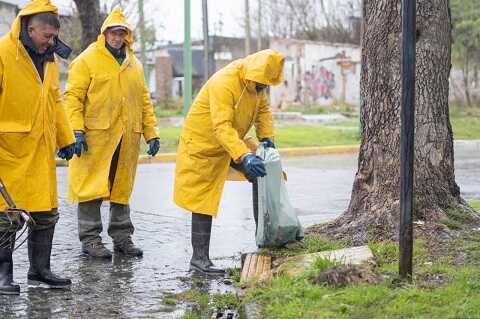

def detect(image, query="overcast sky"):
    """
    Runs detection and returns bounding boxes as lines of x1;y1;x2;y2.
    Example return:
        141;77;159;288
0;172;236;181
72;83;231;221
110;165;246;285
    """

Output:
51;0;360;44
55;0;245;43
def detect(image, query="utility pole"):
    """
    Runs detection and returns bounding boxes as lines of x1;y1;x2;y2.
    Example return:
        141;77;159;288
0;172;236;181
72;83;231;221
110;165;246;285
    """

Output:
257;0;262;51
138;0;148;81
202;0;210;83
399;0;416;281
244;0;251;56
183;0;193;115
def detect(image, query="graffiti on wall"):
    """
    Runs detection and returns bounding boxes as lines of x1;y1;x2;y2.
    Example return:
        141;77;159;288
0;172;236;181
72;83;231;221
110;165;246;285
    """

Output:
303;66;336;101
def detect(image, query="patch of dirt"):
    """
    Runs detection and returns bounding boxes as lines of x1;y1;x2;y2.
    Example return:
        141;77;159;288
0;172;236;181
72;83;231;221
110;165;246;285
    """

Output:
416;272;447;289
310;264;382;288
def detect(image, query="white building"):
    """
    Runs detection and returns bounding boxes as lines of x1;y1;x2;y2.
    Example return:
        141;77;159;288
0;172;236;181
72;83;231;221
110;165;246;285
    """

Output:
269;38;361;109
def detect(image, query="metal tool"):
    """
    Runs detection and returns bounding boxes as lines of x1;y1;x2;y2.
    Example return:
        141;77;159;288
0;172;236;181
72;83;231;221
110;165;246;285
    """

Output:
0;178;33;225
0;178;35;250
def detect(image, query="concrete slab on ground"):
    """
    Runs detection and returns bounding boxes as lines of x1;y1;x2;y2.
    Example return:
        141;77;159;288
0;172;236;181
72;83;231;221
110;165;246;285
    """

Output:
274;246;374;278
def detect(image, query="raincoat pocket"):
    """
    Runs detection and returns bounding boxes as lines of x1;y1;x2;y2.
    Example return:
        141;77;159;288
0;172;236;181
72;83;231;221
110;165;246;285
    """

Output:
184;136;223;158
85;74;112;129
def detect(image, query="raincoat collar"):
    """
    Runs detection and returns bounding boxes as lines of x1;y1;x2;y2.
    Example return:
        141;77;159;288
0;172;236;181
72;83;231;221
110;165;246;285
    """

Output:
105;42;126;65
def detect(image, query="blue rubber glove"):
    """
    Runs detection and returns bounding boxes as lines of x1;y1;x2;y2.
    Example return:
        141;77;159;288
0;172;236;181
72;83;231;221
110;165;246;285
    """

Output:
242;154;266;178
74;131;88;157
261;138;275;149
57;143;75;160
147;138;160;156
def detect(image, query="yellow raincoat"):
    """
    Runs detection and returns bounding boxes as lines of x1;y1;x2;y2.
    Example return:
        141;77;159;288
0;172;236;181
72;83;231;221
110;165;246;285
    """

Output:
174;49;285;216
64;6;158;205
0;0;75;213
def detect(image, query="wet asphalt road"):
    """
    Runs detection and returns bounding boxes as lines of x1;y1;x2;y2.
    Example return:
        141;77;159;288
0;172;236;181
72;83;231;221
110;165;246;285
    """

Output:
0;141;479;318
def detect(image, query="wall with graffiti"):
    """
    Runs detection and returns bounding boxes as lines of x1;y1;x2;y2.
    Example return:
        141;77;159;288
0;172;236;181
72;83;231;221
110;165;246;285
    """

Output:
304;66;336;101
269;39;361;109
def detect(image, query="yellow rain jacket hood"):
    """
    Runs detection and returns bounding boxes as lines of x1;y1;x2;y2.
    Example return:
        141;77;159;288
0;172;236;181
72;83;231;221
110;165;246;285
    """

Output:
243;49;285;85
99;5;134;49
64;6;158;205
174;49;285;216
0;0;75;212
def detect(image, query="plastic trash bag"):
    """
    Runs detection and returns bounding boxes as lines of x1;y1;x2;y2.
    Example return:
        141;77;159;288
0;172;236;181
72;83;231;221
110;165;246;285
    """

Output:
255;143;304;248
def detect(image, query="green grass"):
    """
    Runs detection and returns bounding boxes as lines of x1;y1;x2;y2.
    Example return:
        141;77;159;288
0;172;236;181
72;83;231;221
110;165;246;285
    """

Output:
285;105;332;114
154;107;183;118
163;288;239;319
226;267;241;284
140;126;182;154
258;234;347;258
246;269;480;319
246;234;480;319
274;125;359;148
468;200;480;212
451;116;480;140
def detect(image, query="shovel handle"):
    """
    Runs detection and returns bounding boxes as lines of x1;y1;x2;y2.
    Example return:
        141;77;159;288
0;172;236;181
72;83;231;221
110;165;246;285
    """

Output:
0;178;16;208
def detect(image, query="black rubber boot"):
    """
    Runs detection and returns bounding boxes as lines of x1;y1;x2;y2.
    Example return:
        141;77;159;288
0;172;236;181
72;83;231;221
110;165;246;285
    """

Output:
0;232;20;295
27;226;71;289
190;213;225;275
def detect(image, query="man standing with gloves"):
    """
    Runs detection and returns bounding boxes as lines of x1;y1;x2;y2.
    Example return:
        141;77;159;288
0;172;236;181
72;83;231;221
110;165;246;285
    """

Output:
174;49;285;274
0;0;75;295
64;6;159;259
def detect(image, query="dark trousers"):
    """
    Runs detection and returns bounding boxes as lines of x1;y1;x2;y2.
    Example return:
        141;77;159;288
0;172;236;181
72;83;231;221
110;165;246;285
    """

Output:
77;141;134;245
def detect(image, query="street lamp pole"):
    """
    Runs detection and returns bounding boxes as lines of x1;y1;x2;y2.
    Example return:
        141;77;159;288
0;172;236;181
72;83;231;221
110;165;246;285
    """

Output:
183;0;193;115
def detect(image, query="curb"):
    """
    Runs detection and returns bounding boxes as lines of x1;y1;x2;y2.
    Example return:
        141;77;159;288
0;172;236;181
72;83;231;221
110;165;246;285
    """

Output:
55;145;359;167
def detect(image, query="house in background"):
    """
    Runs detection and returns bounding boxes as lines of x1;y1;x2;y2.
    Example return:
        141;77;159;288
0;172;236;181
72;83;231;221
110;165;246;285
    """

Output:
154;35;269;102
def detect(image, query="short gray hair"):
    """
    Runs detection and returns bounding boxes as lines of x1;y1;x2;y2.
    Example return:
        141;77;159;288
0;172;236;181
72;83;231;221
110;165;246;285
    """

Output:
28;12;60;29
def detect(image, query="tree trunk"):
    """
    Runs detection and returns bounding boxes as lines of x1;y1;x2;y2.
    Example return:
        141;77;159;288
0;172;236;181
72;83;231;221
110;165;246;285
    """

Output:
313;0;472;244
73;0;103;50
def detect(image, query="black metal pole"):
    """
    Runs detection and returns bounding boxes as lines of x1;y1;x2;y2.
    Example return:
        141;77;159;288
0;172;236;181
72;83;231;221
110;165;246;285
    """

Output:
399;0;416;280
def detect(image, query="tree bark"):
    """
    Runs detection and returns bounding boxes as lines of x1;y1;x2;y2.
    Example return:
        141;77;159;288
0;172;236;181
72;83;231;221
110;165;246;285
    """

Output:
313;0;473;244
73;0;103;50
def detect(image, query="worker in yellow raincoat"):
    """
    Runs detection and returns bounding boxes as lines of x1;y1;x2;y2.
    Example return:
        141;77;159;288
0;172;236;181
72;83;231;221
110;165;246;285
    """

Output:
0;0;76;295
64;6;159;259
174;49;285;274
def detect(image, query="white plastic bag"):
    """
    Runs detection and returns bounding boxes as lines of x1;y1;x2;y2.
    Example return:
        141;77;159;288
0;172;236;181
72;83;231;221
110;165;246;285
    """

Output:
255;144;304;248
